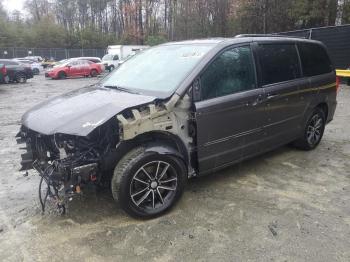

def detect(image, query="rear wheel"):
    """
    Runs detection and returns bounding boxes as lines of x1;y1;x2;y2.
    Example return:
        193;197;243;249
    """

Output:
90;69;98;77
293;107;326;150
58;71;66;79
32;68;40;75
111;147;186;218
15;73;27;83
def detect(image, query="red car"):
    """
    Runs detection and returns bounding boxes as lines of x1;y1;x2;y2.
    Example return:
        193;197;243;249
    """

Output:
45;59;102;79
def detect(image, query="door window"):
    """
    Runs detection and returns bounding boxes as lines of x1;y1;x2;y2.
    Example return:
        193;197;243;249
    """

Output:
69;61;78;67
298;43;333;77
258;44;301;86
200;46;256;100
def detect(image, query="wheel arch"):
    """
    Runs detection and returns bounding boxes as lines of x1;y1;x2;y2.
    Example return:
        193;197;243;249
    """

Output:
57;70;66;78
316;102;329;122
111;131;190;172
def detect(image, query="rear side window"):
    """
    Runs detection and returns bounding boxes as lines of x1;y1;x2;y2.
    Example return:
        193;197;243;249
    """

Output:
258;44;301;86
298;43;332;77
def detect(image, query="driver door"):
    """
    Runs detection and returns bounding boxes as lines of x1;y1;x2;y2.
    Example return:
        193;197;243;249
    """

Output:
194;45;267;174
67;61;79;77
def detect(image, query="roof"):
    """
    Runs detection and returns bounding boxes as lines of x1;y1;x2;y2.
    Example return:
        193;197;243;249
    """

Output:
163;38;227;45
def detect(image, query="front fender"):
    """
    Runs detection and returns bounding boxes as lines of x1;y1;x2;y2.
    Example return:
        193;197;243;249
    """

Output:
144;142;185;162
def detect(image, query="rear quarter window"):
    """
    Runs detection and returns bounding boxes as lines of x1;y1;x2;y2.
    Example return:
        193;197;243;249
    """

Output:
298;43;333;77
258;44;301;86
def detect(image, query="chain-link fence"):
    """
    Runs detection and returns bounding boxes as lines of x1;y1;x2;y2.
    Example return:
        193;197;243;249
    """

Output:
0;47;106;60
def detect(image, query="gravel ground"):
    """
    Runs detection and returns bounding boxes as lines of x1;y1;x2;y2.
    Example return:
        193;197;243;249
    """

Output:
0;75;349;262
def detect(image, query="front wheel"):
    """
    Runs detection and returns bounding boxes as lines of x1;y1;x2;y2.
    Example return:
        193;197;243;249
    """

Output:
293;107;326;150
15;73;27;83
57;71;66;79
111;147;186;218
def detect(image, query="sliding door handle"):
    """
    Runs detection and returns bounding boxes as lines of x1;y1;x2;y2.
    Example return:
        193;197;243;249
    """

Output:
266;94;280;100
246;96;264;107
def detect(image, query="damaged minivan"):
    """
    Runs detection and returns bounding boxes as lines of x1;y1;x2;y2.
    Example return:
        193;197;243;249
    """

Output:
17;36;337;218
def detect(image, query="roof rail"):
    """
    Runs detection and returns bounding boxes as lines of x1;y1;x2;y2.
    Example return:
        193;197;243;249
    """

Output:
235;34;305;39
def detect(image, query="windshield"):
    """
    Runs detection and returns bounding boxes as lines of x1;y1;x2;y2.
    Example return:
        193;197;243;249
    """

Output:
102;54;114;61
101;44;214;96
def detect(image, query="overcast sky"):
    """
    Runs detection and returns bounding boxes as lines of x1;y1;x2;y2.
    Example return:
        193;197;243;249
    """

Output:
3;0;25;13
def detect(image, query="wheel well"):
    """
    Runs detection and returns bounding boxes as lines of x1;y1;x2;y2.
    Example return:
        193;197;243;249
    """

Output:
111;131;190;172
133;131;189;164
316;103;329;121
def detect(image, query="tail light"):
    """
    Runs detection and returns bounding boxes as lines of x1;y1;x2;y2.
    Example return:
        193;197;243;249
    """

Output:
336;76;340;93
1;65;6;75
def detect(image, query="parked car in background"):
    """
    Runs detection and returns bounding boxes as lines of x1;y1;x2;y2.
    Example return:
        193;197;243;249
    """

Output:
45;59;102;79
24;56;43;62
13;58;44;75
103;45;149;71
0;64;9;83
0;59;33;83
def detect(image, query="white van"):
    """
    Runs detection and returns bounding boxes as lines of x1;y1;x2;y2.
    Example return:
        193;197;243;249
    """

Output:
102;45;149;71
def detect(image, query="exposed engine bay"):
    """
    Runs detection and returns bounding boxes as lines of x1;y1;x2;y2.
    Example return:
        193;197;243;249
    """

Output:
16;120;119;214
16;90;195;214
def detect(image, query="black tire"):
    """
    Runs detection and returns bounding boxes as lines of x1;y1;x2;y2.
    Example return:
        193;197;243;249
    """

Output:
32;68;40;75
15;73;27;83
58;71;66;79
109;65;115;72
90;69;98;77
111;147;186;219
293;107;326;150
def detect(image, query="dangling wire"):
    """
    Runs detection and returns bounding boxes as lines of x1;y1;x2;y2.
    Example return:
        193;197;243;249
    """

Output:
38;163;66;215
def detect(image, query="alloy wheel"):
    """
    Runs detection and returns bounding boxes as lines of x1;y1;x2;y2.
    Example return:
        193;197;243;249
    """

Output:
306;113;323;146
129;161;178;210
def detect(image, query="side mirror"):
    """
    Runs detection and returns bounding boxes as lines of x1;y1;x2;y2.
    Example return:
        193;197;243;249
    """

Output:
192;79;201;102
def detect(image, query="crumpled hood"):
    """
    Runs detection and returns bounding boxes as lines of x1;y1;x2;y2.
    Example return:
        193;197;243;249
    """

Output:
22;85;156;136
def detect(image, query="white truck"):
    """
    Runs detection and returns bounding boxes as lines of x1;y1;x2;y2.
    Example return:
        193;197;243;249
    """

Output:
102;45;149;71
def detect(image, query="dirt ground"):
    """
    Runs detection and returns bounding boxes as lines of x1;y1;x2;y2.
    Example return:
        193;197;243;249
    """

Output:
0;75;349;262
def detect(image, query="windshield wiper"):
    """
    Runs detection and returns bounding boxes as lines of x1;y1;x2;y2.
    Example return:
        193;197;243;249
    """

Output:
103;85;140;95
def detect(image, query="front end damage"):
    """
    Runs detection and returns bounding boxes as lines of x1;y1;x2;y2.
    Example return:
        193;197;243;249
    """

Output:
17;90;196;214
16;121;118;214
